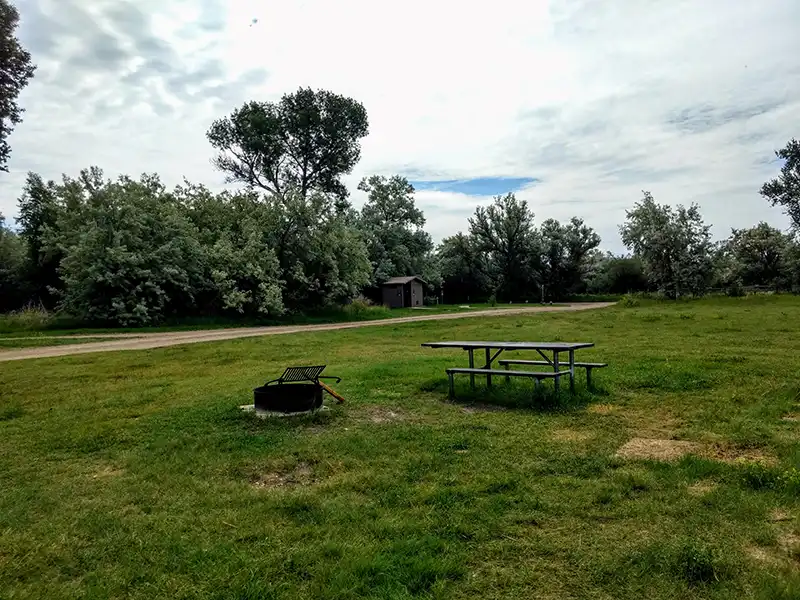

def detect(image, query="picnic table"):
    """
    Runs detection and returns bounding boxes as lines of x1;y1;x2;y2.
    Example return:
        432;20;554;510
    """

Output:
421;341;598;397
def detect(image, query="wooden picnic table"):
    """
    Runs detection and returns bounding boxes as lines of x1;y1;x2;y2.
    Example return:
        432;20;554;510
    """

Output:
421;341;595;394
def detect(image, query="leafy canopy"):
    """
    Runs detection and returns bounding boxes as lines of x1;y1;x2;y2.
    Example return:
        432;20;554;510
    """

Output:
761;138;800;230
469;193;539;301
207;88;368;201
357;175;436;286
0;0;36;172
620;191;714;298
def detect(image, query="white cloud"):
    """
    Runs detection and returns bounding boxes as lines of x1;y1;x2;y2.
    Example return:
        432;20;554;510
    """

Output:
2;0;797;251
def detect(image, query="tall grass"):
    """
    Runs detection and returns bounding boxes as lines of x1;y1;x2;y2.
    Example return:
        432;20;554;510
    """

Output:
0;304;53;333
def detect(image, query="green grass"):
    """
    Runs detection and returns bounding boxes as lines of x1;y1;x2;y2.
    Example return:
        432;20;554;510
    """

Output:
0;302;539;338
2;295;799;598
0;337;117;349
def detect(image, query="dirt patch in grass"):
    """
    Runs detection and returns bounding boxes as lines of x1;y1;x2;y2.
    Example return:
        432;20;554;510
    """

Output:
615;437;704;461
363;406;407;424
778;533;800;553
782;414;800;422
746;546;784;567
687;480;717;496
587;403;616;415
550;428;592;443
707;444;778;466
92;466;124;479
616;437;777;466
251;462;314;489
461;402;508;414
770;509;793;523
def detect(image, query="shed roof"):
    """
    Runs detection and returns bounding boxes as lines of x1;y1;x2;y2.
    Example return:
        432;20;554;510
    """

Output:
382;276;426;286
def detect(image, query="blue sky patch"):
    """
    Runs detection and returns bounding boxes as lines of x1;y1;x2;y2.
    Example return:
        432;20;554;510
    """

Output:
410;177;538;196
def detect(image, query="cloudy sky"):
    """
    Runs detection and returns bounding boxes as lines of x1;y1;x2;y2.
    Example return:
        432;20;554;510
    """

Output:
2;0;798;251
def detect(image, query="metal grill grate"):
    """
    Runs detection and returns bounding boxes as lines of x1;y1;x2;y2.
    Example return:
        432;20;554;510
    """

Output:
278;365;327;383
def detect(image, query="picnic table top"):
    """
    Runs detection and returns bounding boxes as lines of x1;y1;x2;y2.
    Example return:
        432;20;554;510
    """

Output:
421;341;594;351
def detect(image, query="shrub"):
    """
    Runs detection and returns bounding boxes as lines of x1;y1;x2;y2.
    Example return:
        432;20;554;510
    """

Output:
0;303;53;332
619;294;640;308
726;281;745;297
343;296;390;320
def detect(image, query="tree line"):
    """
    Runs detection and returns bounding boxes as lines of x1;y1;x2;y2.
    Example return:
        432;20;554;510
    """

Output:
1;81;799;324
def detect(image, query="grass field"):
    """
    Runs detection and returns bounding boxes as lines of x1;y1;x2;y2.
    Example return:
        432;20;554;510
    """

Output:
1;296;799;599
0;302;534;339
0;337;119;350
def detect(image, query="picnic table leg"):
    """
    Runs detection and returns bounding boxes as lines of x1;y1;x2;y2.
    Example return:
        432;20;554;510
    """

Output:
468;349;475;390
586;367;593;389
448;372;455;399
504;362;510;383
553;351;560;394
485;347;492;388
569;349;575;393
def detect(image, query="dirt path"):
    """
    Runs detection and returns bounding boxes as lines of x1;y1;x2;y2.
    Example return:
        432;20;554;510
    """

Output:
0;303;613;362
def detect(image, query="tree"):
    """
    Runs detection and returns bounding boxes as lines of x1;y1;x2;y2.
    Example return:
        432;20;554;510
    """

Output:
269;189;371;311
538;217;600;299
588;254;647;295
620;191;713;298
720;222;794;290
438;232;490;303
469;193;539;301
16;172;62;306
175;183;284;316
51;170;206;326
357;175;436;286
761;139;800;230
206;88;368;201
0;0;36;172
0;212;25;310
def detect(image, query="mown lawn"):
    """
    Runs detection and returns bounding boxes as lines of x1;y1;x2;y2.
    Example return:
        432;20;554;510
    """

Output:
1;296;799;599
0;303;534;339
0;337;118;350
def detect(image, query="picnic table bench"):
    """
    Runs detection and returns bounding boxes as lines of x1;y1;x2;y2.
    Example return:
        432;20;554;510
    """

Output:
421;341;600;399
497;359;608;388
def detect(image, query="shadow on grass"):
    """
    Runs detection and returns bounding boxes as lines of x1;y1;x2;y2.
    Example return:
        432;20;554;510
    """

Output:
419;376;607;413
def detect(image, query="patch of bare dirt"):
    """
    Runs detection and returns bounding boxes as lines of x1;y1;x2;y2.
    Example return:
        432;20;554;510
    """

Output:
550;429;592;443
364;407;406;424
251;462;314;489
770;509;793;523
461;402;508;413
92;466;124;479
782;414;800;422
615;437;703;462
707;444;778;466
587;404;616;415
615;437;778;466
778;533;800;553
687;480;717;496
746;546;784;567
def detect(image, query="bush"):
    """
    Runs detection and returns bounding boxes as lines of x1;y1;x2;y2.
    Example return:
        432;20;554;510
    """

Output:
342;296;390;320
0;303;53;333
726;281;745;297
619;294;640;308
